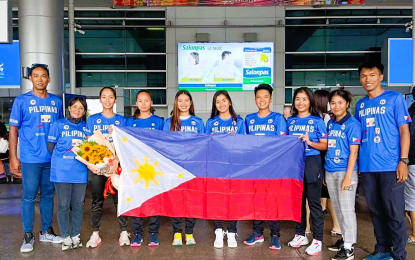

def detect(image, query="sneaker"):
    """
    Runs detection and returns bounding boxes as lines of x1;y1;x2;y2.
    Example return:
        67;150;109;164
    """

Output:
227;232;237;248
20;232;34;253
39;227;63;244
363;252;392;260
185;234;196;246
243;232;264;246
305;239;322;256
328;238;344;252
86;232;101;248
119;231;130;246
71;234;83;249
172;232;183;246
148;233;159;247
131;233;143;247
288;234;309;248
332;247;354;260
214;228;224;248
61;236;72;251
269;235;281;250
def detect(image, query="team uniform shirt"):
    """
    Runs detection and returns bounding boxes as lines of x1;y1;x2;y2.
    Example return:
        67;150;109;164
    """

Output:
86;113;126;141
245;112;287;136
125;114;164;130
325;114;362;173
205;115;246;135
355;90;412;172
48;118;88;183
287;115;328;157
9;92;63;163
163;115;205;133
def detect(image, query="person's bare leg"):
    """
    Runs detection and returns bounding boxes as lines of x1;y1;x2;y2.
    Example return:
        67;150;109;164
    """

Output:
321;198;327;212
306;200;311;234
328;199;341;235
410;211;415;241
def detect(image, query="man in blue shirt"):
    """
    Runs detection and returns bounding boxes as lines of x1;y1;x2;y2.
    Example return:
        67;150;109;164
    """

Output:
9;64;64;253
355;62;410;260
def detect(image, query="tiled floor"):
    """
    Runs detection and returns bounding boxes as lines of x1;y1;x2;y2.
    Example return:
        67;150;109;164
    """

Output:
0;184;414;260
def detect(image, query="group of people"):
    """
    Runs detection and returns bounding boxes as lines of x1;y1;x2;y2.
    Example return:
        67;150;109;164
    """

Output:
9;61;414;260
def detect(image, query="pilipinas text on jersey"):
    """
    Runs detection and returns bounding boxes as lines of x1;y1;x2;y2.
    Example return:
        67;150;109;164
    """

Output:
86;113;126;142
245;112;287;136
205;115;247;135
125;114;164;130
163;116;205;133
354;90;412;172
325;115;361;173
9;92;63;163
287;115;328;156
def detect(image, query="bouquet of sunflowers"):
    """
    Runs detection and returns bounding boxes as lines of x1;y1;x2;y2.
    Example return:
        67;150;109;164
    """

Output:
72;130;116;175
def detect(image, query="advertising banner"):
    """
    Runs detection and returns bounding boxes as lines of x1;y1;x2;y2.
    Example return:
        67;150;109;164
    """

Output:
0;41;20;88
178;42;273;91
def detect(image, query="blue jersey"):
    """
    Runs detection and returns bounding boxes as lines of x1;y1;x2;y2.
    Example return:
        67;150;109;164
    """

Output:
48;118;88;183
9;92;63;163
325;114;362;173
245;112;287;136
163;116;205;133
125;114;164;130
86;113;126;141
355;90;412;172
287;115;328;156
205;115;246;135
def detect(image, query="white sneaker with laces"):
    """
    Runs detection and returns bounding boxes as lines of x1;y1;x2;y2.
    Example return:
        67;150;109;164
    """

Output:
71;234;83;249
214;229;224;248
61;237;72;251
119;231;131;246
227;232;237;248
287;234;309;248
86;232;101;248
305;239;322;256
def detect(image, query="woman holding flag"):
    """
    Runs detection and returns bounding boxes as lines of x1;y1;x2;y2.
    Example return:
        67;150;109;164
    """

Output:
287;87;328;256
126;90;164;247
85;87;129;248
163;90;204;246
205;90;247;249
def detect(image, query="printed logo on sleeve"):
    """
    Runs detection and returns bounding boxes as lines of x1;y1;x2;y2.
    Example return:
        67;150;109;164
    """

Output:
97;119;101;124
341;124;346;130
191;121;196;126
328;139;336;148
214;121;219;126
41;115;51;123
250;119;255;124
290;120;295;124
280;131;286;136
115;120;120;125
405;115;411;121
268;119;273;124
30;100;36;105
352;137;361;143
375;128;380;134
360;103;364;109
64;125;69;130
335;150;340;156
51;100;55;106
380;99;386;105
308;120;314;124
152;123;155;126
374;136;381;143
366;118;375;127
334;158;340;164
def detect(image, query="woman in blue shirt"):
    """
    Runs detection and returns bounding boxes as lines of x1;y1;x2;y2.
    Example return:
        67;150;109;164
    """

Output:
205;90;246;249
47;97;88;251
163;90;204;246
287;87;328;256
325;88;361;260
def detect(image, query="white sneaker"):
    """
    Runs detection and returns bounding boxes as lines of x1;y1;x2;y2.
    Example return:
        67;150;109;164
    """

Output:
288;234;309;248
305;239;322;256
86;232;101;248
227;232;237;248
119;231;131;246
214;229;224;248
61;236;72;251
71;234;83;249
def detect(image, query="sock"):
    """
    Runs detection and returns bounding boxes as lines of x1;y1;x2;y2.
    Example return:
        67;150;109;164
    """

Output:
343;242;353;250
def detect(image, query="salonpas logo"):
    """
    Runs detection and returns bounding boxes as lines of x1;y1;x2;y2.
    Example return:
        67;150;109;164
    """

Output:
243;67;271;77
182;45;206;51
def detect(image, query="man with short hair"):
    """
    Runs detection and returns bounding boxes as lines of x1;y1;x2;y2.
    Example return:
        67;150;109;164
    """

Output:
355;61;410;260
10;64;64;253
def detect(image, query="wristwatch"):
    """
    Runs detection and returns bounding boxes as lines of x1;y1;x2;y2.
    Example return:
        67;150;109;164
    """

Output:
400;158;409;165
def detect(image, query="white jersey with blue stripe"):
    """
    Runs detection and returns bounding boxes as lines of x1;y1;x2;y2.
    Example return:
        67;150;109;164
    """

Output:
355;90;412;172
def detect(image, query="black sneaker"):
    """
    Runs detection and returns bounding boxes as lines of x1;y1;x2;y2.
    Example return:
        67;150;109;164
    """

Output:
332;247;354;260
20;232;34;253
328;238;344;252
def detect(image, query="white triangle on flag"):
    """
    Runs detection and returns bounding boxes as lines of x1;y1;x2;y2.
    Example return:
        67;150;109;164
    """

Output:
353;138;357;142
112;127;196;216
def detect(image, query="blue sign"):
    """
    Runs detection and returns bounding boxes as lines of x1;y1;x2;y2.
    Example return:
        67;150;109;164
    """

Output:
388;39;412;86
0;41;20;87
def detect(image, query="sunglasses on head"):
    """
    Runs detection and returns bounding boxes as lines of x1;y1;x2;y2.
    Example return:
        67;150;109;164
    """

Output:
30;63;50;77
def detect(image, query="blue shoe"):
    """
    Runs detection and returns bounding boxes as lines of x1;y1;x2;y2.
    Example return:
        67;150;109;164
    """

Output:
363;252;392;260
148;233;159;247
131;233;143;247
243;232;264;246
269;235;281;250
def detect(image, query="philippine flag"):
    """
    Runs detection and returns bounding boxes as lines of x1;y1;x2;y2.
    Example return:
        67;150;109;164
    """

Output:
113;127;305;222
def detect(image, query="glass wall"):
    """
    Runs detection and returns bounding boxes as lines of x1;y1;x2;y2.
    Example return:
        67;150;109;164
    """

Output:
285;7;412;104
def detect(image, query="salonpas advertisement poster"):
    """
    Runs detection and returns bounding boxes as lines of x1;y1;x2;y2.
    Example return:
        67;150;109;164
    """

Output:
178;42;274;91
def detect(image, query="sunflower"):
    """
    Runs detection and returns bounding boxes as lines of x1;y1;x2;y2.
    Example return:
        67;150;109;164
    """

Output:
105;150;113;158
92;144;101;152
82;153;91;163
81;143;92;154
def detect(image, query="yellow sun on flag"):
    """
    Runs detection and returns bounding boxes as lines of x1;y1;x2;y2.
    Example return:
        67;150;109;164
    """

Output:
131;155;164;189
126;197;131;203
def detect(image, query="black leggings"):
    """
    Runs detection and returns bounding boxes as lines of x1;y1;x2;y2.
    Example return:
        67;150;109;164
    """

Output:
214;220;237;233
